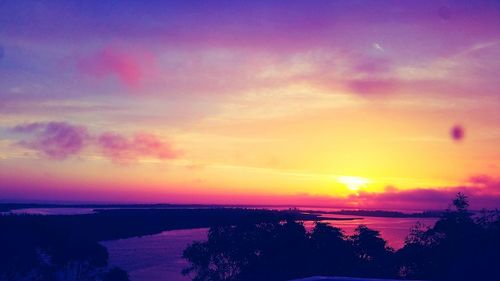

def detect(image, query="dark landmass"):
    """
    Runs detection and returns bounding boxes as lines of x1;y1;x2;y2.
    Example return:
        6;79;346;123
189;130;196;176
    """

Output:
0;208;319;241
0;203;443;218
0;208;318;281
0;203;324;213
3;197;499;281
0;203;230;213
312;209;444;218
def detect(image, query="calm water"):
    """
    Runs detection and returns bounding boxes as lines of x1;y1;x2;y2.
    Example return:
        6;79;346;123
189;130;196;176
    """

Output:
102;228;209;281
102;216;438;281
306;214;438;249
5;208;96;215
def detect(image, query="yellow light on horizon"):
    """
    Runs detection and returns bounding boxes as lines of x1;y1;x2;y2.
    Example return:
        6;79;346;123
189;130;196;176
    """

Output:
337;176;371;192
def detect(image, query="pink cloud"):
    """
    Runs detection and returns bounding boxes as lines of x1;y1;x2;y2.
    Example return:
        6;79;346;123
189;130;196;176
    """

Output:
77;47;155;88
469;174;494;185
467;175;500;193
97;132;179;163
347;182;500;211
12;122;89;160
11;121;179;163
354;57;391;75
223;179;500;210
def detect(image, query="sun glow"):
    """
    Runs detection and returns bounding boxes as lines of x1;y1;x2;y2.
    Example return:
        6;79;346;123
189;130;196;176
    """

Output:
337;176;371;192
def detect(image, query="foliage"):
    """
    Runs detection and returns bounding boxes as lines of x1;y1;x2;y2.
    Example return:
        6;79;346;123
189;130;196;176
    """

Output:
102;268;130;281
183;221;397;281
184;193;500;281
397;193;500;280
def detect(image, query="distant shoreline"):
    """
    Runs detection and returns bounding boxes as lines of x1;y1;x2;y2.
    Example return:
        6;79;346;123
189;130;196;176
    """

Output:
0;203;444;217
0;203;227;212
0;208;321;241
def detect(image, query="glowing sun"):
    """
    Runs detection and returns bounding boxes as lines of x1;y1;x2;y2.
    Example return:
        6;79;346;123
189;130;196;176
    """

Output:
337;176;370;192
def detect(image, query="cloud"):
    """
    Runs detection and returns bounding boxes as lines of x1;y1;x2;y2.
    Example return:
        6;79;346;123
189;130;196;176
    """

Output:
97;132;179;163
469;174;494;185
255;177;500;210
170;184;500;209
346;182;500;210
1;0;499;107
10;121;178;163
354;57;391;75
77;47;154;88
347;79;399;96
11;122;89;160
467;175;500;192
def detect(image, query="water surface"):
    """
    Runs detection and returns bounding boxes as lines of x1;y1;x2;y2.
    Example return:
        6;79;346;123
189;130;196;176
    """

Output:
5;208;96;215
307;214;437;249
102;228;208;281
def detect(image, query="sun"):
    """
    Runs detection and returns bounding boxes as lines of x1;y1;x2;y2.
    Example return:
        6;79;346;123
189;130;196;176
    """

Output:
337;176;370;192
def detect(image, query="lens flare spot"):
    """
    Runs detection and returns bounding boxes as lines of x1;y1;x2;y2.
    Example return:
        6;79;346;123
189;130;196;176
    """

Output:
450;125;465;141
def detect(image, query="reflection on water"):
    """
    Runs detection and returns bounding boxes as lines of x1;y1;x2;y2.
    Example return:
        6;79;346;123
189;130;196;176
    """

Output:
102;228;209;281
306;214;438;249
103;216;438;281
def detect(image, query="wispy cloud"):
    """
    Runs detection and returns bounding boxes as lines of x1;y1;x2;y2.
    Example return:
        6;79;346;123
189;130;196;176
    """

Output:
10;121;179;163
346;179;500;210
77;47;155;89
11;122;89;160
98;132;179;163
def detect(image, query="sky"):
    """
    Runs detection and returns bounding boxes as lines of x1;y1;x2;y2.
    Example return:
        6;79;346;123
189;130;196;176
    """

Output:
0;0;499;210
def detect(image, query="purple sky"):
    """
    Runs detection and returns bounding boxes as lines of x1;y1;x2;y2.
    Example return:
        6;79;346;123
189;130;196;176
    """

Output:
1;1;500;209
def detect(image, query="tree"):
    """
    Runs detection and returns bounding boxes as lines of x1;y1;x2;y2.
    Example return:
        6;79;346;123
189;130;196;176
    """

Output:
452;192;469;213
183;220;397;281
183;221;310;281
309;222;356;276
398;193;500;280
103;268;130;281
350;225;395;278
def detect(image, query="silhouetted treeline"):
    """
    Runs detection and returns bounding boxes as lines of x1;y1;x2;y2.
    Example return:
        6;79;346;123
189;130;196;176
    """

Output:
183;222;394;281
183;194;500;281
0;208;315;281
397;193;500;280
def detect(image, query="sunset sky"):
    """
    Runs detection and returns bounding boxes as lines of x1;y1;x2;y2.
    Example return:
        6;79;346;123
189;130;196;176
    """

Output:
1;0;499;209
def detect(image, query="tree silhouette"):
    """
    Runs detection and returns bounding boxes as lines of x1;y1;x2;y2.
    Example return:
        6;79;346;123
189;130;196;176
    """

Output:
350;225;395;278
183;221;397;281
184;194;500;281
309;222;355;276
103;268;130;281
452;192;469;213
397;193;500;280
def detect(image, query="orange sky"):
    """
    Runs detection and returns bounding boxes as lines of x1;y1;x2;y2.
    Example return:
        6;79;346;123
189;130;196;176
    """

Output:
1;1;499;209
